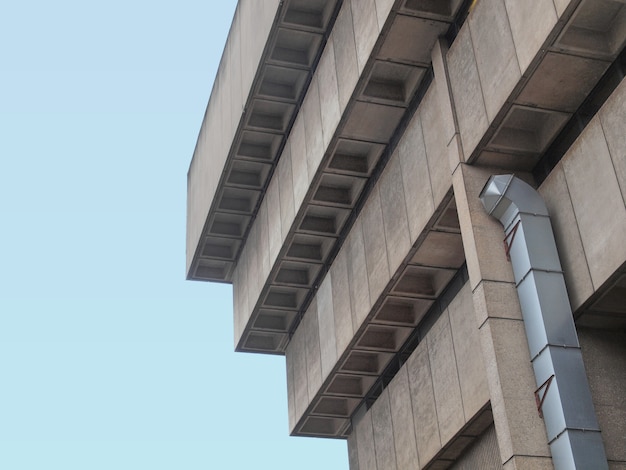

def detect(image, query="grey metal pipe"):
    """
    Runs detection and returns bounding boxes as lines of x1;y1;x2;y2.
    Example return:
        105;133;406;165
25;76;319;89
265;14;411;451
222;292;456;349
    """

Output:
479;174;607;470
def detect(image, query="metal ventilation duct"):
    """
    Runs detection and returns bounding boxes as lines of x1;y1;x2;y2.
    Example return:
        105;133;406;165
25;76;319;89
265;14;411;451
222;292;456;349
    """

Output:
479;174;608;470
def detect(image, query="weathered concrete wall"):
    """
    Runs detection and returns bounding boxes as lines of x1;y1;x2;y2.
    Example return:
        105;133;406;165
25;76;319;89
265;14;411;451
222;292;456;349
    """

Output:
579;328;626;469
539;77;626;311
345;282;490;470
187;0;280;271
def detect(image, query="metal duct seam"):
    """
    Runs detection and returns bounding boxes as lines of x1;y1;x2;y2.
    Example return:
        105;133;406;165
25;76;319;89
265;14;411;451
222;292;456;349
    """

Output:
479;174;608;470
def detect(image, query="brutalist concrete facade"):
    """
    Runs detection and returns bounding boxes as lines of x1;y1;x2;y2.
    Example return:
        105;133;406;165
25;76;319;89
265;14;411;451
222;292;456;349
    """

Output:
187;1;626;468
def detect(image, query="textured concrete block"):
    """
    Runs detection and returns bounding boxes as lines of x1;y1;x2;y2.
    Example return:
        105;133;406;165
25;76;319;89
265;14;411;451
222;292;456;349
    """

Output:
317;40;341;149
331;248;355;355
286;341;297;432
257;201;271;282
303;299;322;401
277;146;295;240
246;224;261;309
538;166;593;311
431;39;457;152
348;429;361;470
479;318;550;461
362;188;391;303
350;0;380;74
448;283;489;419
504;0;557;73
562;117;626;289
453;164;516;291
316;276;338;381
600;77;626;206
303;77;324;182
290;115;309;209
428;312;465;444
472;280;522;328
266;174;282;264
447;25;489;159
372;390;398;470
397;112;435;244
228;10;244;123
388;367;419;470
407;342;442;464
502;456;554;470
332;2;359;112
469;0;521;121
420;83;453;207
345;221;371;328
290;323;309;421
355;410;377;470
379;153;411;274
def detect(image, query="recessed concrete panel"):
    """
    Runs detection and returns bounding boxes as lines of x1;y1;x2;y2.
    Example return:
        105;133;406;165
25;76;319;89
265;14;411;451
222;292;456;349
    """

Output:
428;312;465;444
411;231;464;268
226;159;272;189
599;77;626;206
270;28;323;68
317;41;341;149
361;60;425;106
448;283;489;419
243;330;286;352
388;367;419;470
332;2;359;111
330;248;355;355
518;53;610;113
378;15;449;65
538;165;594;312
290;115;309;208
392;265;456;298
217;187;260;214
362;188;391;302
488;105;571;156
468;0;521;121
345;221;372;328
193;258;232;282
208;212;250;239
400;0;464;21
563;117;626;289
372;391;398;470
350;0;380;73
341;350;393;376
303;77;325;181
311;395;360;418
379;152;412;272
312;173;366;208
299;415;346;436
554;0;626;60
262;285;308;311
397;112;435;244
503;0;557;73
434;198;461;233
298;205;350;236
278;146;295;240
274;261;321;288
266;176;282;264
406;342;442;464
201;236;241;260
285;233;335;263
355;325;413;352
355;409;377;470
254;309;296;332
247;99;295;132
281;0;337;32
257;65;308;102
325;373;377;397
317;276;338;380
373;296;432;326
446;25;489;159
327;139;384;176
341;101;405;143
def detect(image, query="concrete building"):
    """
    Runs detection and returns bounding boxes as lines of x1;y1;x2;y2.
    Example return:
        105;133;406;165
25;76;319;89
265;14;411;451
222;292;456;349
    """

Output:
186;0;626;468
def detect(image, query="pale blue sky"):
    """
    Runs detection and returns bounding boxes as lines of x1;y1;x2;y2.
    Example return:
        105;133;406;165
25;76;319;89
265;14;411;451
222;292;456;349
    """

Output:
0;2;347;468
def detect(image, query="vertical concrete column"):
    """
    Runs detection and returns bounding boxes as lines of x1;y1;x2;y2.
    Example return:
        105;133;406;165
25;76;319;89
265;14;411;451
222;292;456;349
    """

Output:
452;163;553;470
